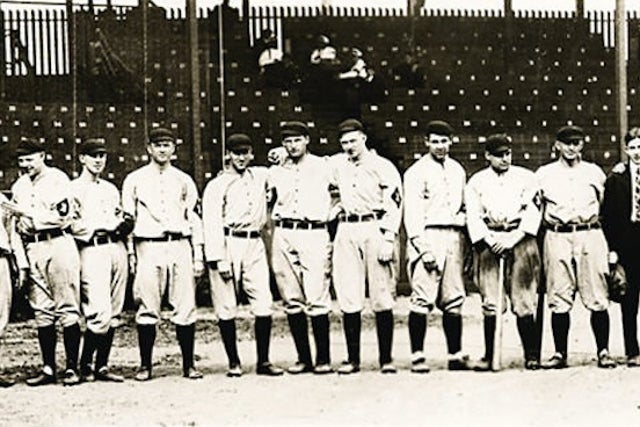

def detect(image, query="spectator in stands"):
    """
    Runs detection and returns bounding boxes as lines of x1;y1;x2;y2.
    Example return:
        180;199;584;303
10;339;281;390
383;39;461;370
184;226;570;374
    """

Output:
254;30;300;89
310;34;339;67
304;34;342;106
338;48;374;83
392;51;425;88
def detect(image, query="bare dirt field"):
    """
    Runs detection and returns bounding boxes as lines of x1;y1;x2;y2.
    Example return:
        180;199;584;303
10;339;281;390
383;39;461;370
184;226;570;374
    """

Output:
0;294;639;427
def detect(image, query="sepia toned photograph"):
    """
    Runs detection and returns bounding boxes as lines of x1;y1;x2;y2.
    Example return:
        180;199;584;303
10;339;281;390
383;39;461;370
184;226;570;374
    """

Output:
0;0;638;425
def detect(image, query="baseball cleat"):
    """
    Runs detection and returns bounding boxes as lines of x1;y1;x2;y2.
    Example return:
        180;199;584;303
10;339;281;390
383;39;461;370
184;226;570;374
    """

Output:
26;371;57;387
380;363;397;374
80;365;95;383
256;363;284;376
226;364;243;378
62;369;81;386
287;362;314;375
95;367;125;383
627;355;640;367
0;376;15;388
542;353;568;369
472;358;491;372
524;359;540;370
410;358;431;374
313;364;334;375
183;367;203;379
337;362;360;375
597;350;616;369
448;353;472;371
134;367;152;382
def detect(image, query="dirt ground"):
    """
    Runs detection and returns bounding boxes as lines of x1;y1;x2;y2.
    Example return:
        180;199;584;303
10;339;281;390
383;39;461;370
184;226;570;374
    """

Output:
0;294;639;427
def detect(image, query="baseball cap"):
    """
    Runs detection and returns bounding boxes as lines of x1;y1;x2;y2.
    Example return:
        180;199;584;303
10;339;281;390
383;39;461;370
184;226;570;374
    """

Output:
556;125;585;143
16;137;45;156
425;120;454;137
227;133;253;152
338;118;365;136
148;128;175;144
485;134;512;155
80;138;108;156
281;121;309;138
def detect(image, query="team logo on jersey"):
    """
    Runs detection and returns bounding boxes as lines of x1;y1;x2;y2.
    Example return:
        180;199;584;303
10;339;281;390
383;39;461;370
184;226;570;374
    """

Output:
56;199;69;216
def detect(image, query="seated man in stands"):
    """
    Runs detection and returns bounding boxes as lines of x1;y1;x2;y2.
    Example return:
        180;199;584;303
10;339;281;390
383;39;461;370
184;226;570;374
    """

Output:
392;51;425;88
255;30;299;89
310;34;339;68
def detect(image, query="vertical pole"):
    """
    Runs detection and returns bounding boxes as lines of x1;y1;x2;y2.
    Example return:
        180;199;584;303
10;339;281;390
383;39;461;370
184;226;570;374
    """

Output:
218;1;226;164
575;0;584;18
0;3;5;99
141;0;148;143
187;0;203;188
66;0;77;173
615;0;627;161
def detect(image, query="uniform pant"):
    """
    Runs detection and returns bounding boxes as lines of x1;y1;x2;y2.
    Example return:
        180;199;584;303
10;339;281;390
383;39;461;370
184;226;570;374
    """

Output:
407;228;466;315
26;235;81;328
133;239;196;326
208;235;273;320
473;236;540;317
544;229;609;313
80;241;128;334
332;221;396;314
271;227;331;316
0;257;11;335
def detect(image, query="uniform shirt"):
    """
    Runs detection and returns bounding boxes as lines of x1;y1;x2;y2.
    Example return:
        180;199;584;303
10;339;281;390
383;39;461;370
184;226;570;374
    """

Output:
121;163;202;246
330;151;402;236
465;165;541;244
536;159;605;225
202;167;269;262
70;175;122;243
0;192;27;269
403;154;466;253
11;166;74;235
268;154;332;222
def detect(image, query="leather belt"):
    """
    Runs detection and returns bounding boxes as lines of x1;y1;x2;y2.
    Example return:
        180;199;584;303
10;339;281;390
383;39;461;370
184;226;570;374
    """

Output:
546;222;601;233
22;228;66;244
77;232;119;248
424;224;464;231
274;219;326;230
338;212;383;223
224;228;260;239
135;232;187;242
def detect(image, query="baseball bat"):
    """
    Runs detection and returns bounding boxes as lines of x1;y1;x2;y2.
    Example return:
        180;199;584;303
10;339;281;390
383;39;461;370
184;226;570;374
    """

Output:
492;256;505;371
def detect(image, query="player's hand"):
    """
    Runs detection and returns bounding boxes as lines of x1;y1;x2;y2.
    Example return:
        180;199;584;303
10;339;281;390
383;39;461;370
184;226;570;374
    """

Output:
611;162;626;174
217;260;233;281
128;253;137;276
267;147;288;166
377;240;394;264
421;251;438;272
0;200;30;217
193;260;205;278
608;251;619;265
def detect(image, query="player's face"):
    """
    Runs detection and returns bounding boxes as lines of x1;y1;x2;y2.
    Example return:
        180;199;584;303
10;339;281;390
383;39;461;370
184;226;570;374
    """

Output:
555;139;583;161
147;140;175;165
339;130;367;161
17;152;46;178
228;147;253;172
486;149;512;173
425;133;451;161
625;138;640;165
282;135;309;160
80;152;107;176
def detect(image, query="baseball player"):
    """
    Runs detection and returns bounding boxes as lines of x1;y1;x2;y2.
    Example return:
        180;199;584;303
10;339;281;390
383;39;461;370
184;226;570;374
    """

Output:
9;138;82;386
121;128;205;381
268;121;333;375
465;134;542;371
202;133;283;377
71;139;131;382
0;190;28;388
602;127;640;367
536;125;615;369
403;120;471;373
330;119;402;375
